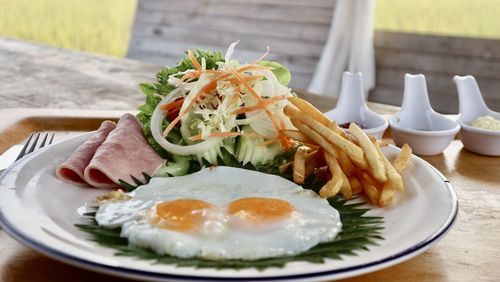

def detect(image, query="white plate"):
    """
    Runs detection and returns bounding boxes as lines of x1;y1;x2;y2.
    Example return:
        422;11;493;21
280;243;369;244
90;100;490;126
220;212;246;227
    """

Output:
0;133;457;282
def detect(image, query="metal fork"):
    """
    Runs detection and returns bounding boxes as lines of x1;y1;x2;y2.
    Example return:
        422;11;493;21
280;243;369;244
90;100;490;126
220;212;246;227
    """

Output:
14;132;55;161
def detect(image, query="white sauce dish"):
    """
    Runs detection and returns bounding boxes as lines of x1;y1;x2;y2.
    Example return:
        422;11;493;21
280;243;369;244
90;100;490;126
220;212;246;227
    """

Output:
454;75;500;156
389;74;459;156
325;72;388;139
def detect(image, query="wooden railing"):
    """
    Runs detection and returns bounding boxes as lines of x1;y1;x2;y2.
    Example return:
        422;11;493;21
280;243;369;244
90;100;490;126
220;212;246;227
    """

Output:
127;0;500;114
127;0;334;89
372;31;500;113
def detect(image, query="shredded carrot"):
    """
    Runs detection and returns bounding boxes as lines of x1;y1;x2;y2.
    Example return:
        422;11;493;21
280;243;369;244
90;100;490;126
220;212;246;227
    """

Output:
163;73;231;137
229;92;240;107
160;98;185;112
181;69;226;81
237;64;272;73
277;113;287;130
181;71;200;81
228;66;291;148
180;64;266;82
231;95;289;115
188;50;202;71
163;112;186;137
189;131;265;142
227;74;263;85
161;62;284;144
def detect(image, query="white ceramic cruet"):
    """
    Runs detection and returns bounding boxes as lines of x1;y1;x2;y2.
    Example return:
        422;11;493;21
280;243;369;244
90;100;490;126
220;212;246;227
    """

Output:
325;72;388;139
454;75;500;156
389;74;460;155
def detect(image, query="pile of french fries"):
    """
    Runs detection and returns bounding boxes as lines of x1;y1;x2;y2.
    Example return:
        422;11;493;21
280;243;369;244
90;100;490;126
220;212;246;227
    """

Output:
281;97;412;207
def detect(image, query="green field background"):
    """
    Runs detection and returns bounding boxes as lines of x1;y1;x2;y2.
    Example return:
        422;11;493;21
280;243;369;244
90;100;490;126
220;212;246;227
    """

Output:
0;0;499;57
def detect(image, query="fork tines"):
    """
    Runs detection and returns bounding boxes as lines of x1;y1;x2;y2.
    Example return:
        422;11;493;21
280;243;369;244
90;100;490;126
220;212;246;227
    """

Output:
15;132;55;162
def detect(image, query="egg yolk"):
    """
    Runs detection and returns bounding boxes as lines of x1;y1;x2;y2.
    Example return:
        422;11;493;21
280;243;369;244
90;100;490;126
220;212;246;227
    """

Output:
227;197;294;224
150;199;214;232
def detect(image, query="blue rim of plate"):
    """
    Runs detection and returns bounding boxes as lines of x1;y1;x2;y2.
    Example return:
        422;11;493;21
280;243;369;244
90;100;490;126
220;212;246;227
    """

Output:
0;150;458;281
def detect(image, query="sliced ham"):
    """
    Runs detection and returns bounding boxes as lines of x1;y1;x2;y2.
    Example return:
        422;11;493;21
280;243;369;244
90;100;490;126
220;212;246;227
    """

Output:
56;121;116;186
84;113;165;189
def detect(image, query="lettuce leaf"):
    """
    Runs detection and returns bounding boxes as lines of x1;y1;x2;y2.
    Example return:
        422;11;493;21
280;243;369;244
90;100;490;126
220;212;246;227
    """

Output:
137;50;224;158
258;61;292;86
136;50;294;174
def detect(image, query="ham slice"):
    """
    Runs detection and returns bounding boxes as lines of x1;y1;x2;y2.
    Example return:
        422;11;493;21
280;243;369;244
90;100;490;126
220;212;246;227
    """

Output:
84;113;165;189
56;121;116;186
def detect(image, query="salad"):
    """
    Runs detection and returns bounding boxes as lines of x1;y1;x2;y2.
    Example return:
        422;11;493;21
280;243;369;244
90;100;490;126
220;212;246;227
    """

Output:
137;42;297;176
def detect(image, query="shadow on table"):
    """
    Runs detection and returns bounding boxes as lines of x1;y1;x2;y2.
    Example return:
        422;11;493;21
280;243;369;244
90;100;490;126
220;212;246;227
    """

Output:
2;249;131;282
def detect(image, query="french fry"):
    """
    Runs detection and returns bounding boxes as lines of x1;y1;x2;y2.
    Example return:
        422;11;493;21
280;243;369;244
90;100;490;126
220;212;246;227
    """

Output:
319;152;343;198
339;170;352;199
281;129;315;145
337;150;354;176
379;185;396;207
361;172;379;187
369;136;390;148
326;121;357;143
284;100;412;208
285;106;368;169
305;150;320;178
393;143;412;174
360;177;381;205
279;161;292;174
325;122;355;175
291;119;339;158
293;146;309;184
349;123;387;183
288;97;331;126
378;140;390;147
349;176;363;195
372;139;403;207
319;178;341;199
326;120;344;135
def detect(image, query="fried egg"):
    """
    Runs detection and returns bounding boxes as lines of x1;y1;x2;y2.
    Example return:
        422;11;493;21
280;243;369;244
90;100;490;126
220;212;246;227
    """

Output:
95;167;342;260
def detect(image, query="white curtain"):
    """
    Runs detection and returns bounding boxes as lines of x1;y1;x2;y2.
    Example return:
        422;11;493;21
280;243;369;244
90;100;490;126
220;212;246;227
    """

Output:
308;0;376;99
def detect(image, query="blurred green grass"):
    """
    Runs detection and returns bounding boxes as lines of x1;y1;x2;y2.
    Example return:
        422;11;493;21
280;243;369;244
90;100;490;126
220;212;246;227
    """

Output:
0;0;499;58
0;0;137;57
376;0;500;39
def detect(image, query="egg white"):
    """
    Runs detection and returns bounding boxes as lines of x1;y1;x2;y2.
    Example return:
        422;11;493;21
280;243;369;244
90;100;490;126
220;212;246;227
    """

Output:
96;167;342;260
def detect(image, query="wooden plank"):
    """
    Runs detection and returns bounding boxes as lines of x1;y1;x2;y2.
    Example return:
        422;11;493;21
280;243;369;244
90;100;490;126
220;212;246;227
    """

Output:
128;37;318;74
130;23;324;58
224;0;335;8
139;0;333;24
127;48;312;89
132;13;330;42
376;67;500;98
375;47;500;80
375;31;500;59
373;31;500;113
370;83;500;114
126;49;181;68
370;85;460;114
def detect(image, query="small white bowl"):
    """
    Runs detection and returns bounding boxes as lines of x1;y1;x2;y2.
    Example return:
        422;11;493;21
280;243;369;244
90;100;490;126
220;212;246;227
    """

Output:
325;72;388;139
454;75;500;156
389;74;460;156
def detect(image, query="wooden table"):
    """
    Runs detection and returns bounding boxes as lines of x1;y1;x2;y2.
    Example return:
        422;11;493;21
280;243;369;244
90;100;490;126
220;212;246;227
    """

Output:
1;38;499;282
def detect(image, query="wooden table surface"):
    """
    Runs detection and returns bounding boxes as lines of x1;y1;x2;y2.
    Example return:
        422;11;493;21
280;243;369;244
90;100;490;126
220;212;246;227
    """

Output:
0;38;499;282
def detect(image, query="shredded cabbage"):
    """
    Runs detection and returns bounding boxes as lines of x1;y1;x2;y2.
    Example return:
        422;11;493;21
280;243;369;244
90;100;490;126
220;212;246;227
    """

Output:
144;42;295;167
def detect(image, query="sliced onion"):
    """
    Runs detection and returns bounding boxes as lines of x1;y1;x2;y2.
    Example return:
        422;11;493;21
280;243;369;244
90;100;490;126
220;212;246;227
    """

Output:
244;69;294;137
151;88;222;155
246;110;278;138
252;69;291;97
